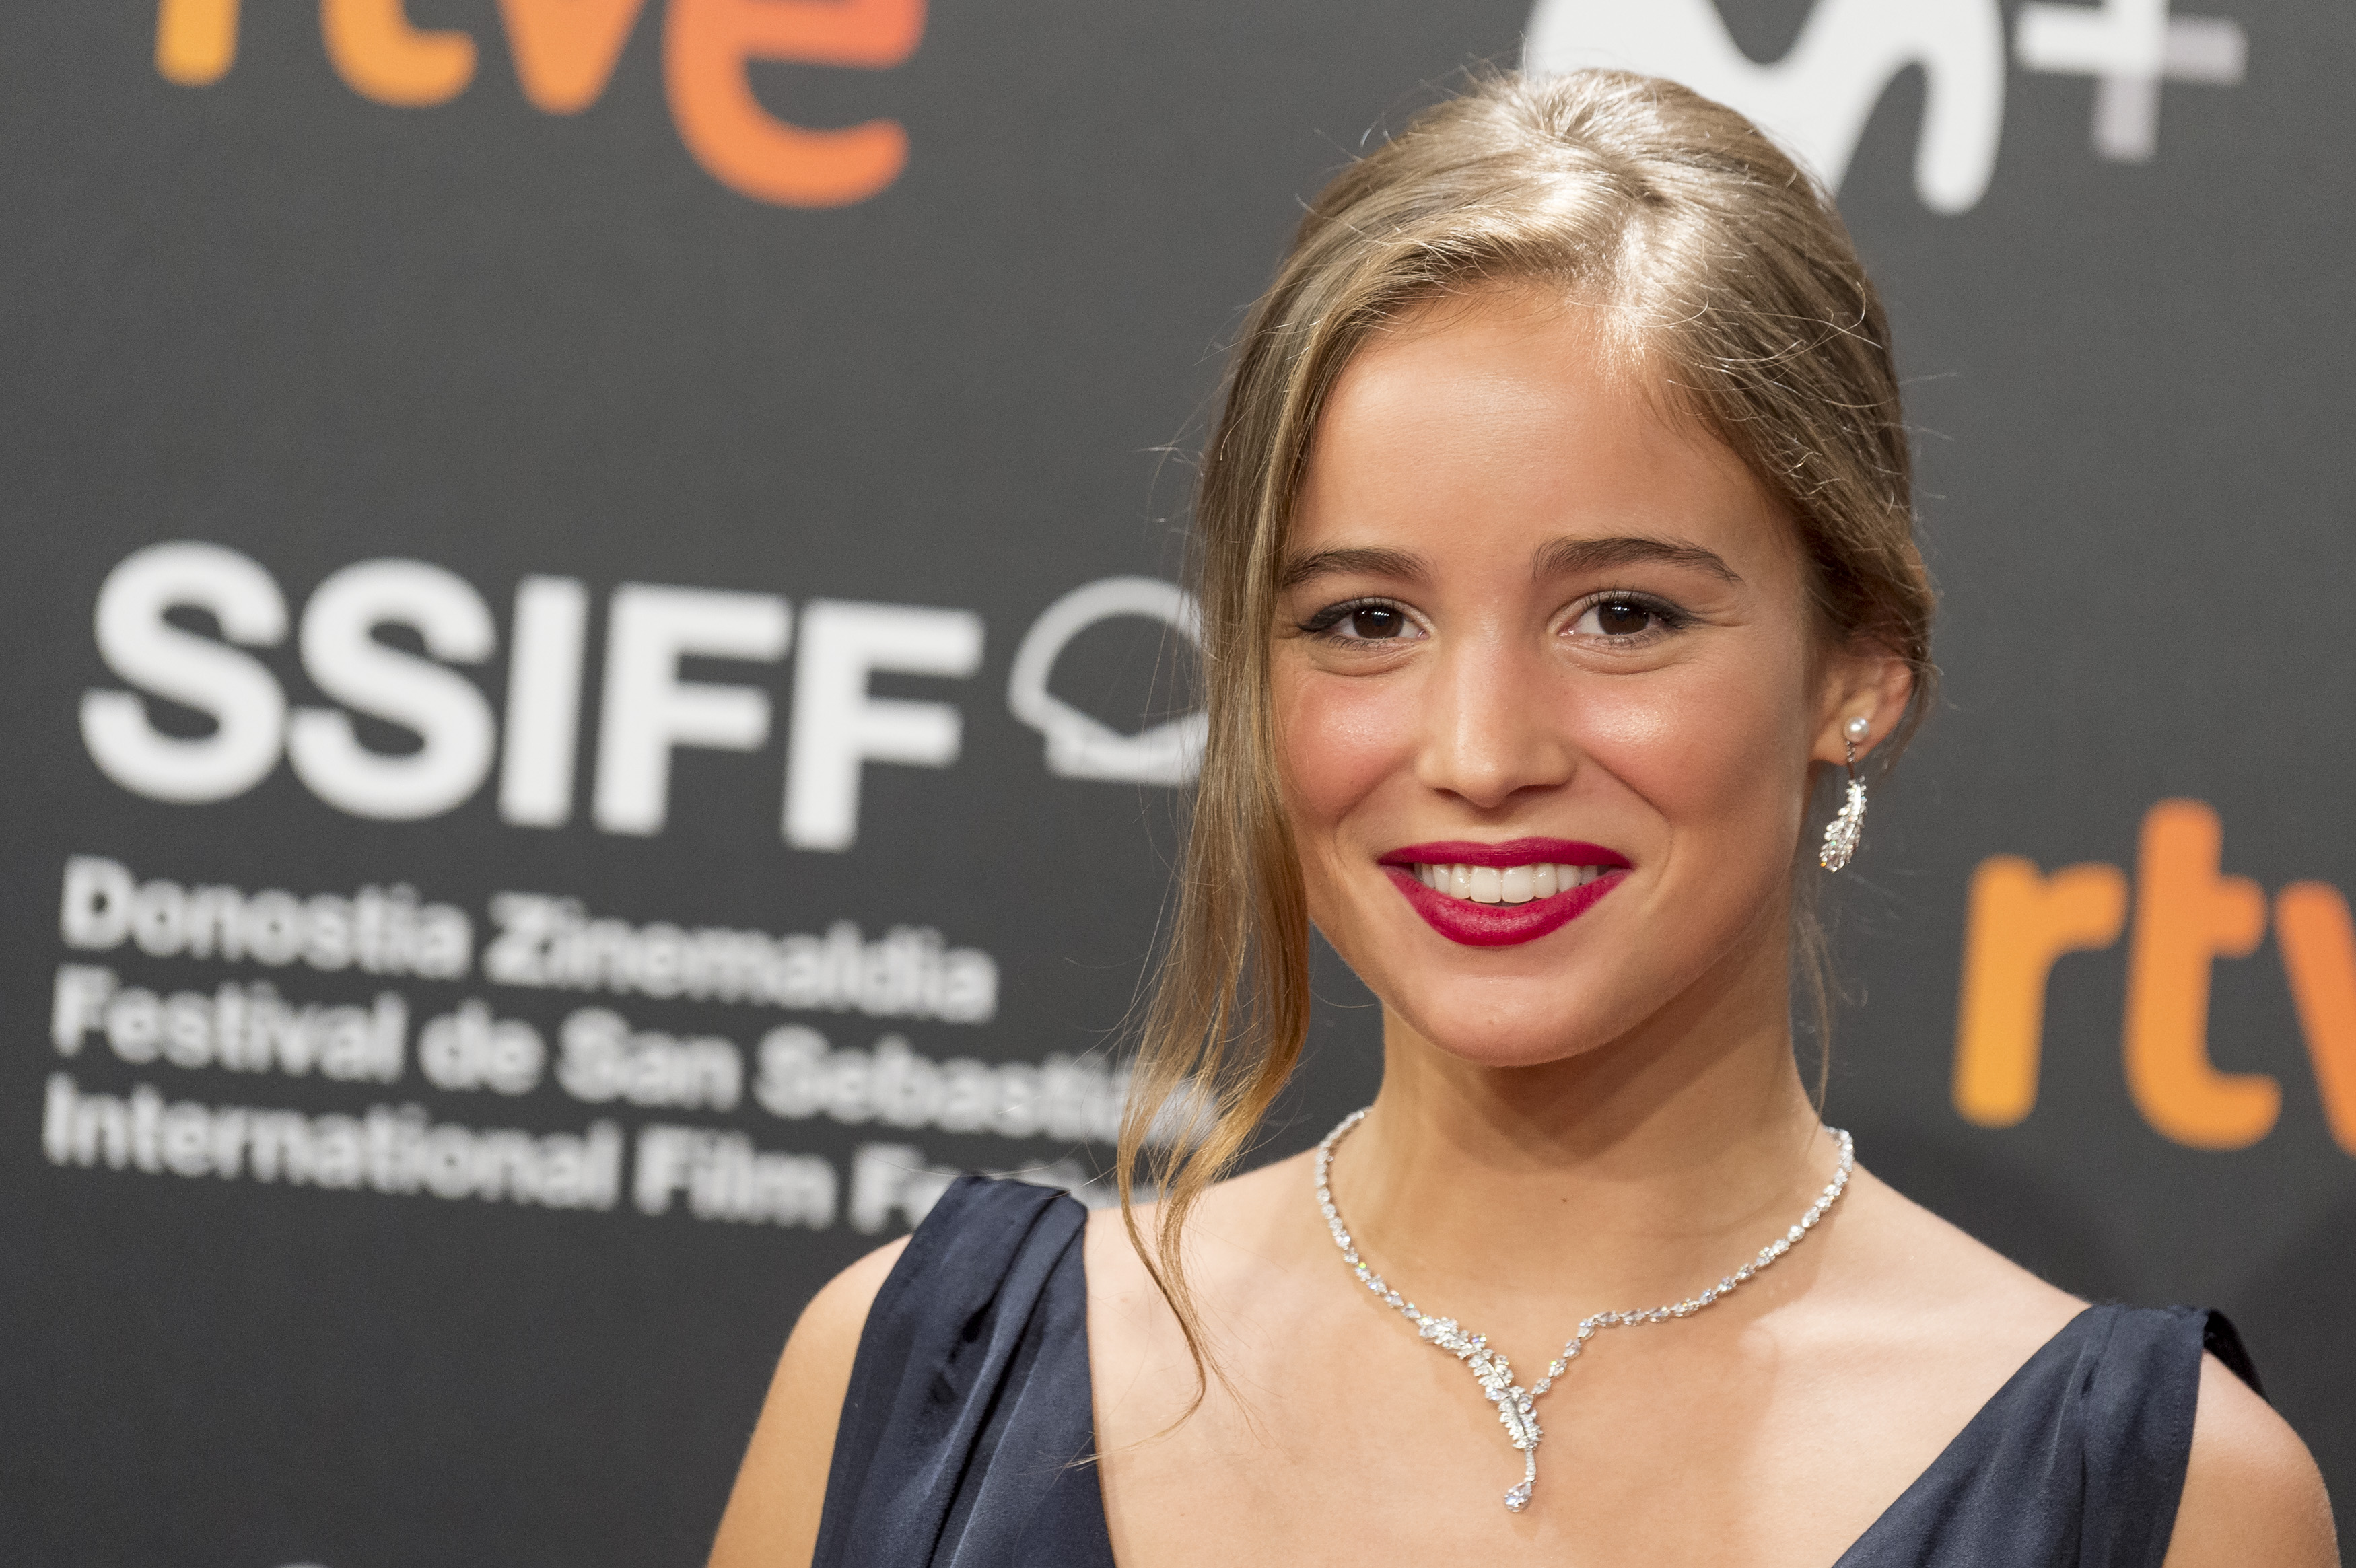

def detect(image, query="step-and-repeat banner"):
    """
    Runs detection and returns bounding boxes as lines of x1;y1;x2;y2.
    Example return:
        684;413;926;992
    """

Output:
5;2;2350;1563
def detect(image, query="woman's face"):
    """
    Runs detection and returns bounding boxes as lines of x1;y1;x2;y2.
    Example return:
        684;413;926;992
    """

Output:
1274;291;1904;1069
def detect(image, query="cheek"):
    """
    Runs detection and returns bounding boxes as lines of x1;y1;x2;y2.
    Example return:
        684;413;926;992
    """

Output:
1274;667;1413;834
1574;660;1810;832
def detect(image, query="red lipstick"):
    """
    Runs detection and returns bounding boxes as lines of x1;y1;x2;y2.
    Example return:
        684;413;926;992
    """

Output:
1378;838;1630;948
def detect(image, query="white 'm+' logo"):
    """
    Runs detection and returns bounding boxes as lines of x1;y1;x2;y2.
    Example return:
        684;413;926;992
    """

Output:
2016;0;2245;162
1525;0;2248;213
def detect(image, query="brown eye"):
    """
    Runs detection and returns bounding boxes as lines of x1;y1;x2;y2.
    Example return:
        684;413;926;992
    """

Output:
1344;605;1410;639
1570;595;1684;640
1593;600;1653;636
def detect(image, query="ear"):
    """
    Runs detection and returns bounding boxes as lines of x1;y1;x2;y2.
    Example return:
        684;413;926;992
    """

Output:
1812;645;1914;768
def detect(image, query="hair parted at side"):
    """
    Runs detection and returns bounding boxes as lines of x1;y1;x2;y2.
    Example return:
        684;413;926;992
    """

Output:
1115;67;1937;1407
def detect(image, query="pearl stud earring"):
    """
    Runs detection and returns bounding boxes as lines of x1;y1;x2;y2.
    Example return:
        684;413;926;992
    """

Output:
1820;716;1871;871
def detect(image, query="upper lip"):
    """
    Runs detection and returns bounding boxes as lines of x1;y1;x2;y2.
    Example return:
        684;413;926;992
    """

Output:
1378;838;1631;870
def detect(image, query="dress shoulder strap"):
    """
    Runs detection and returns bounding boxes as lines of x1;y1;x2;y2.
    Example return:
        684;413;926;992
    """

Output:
1840;1304;2262;1568
812;1174;1113;1568
2074;1305;2213;1567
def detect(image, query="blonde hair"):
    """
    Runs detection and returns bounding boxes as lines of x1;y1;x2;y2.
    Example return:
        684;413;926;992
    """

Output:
1116;67;1936;1402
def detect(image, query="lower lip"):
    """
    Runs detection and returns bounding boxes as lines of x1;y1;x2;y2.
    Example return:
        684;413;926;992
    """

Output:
1383;866;1628;948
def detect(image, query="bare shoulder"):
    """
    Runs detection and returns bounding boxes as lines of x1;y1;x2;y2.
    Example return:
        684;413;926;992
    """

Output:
1850;1169;2336;1564
1084;1151;1315;1296
705;1236;910;1568
1083;1151;1321;1420
1839;1164;2085;1343
2163;1353;2337;1567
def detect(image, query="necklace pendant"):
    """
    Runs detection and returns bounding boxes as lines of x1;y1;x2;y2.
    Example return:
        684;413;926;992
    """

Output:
1492;1386;1540;1450
1503;1439;1539;1513
1314;1111;1857;1522
1483;1367;1542;1511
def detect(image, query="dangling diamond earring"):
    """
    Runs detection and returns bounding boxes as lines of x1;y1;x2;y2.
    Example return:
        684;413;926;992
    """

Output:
1819;715;1870;871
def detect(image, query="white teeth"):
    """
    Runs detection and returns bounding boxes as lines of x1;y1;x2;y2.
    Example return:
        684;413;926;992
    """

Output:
1413;861;1608;904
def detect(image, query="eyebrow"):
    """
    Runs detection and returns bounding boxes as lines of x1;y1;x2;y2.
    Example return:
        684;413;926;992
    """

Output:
1535;535;1742;584
1278;546;1429;591
1278;536;1741;592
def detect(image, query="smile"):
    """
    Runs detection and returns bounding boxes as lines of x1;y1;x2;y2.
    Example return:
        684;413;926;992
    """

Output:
1379;839;1631;948
1408;861;1608;904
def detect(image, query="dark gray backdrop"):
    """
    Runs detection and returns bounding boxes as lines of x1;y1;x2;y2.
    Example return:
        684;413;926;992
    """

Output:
5;2;2351;1563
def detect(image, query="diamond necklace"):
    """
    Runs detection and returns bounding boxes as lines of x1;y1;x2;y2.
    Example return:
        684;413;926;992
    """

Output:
1314;1108;1855;1514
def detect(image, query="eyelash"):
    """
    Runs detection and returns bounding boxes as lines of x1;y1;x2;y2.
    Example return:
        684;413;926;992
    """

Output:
1296;597;1420;647
1565;590;1693;643
1296;590;1694;648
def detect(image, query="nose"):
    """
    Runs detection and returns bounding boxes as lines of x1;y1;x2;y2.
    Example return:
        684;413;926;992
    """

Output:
1413;631;1576;810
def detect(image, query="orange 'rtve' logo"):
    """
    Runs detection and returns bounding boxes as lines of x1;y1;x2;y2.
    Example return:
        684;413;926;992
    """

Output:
1954;799;2356;1153
153;0;926;208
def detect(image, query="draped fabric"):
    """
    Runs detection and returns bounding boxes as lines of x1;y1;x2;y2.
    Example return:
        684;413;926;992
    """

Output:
813;1176;2260;1567
1832;1302;2254;1565
814;1177;1114;1567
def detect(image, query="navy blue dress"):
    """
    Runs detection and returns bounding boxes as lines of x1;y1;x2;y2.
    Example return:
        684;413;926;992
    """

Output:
812;1176;2264;1567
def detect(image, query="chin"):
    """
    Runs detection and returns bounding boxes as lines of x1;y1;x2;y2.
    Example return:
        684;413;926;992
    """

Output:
1382;977;1640;1071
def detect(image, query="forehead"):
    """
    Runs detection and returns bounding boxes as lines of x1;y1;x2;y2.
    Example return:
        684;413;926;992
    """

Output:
1290;291;1796;581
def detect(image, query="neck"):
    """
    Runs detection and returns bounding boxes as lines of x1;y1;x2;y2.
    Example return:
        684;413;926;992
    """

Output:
1332;931;1832;1316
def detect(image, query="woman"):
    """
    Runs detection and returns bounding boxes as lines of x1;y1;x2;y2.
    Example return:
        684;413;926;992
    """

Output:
710;71;2335;1567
